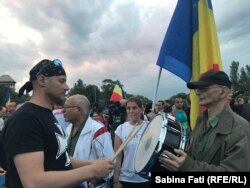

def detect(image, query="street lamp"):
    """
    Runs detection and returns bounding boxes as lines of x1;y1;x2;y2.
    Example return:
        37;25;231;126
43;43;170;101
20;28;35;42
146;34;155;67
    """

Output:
94;83;101;103
94;86;96;102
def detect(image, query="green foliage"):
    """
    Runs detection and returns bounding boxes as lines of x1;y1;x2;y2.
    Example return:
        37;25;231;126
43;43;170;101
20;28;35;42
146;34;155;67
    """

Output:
134;95;152;106
101;79;116;102
67;78;152;107
0;85;7;106
67;79;86;96
229;61;240;91
229;61;250;96
66;61;250;107
12;92;30;104
169;93;188;102
85;85;100;104
3;60;249;108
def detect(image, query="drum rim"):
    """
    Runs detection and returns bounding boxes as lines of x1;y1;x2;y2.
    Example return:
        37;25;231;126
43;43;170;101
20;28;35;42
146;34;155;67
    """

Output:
134;113;188;173
134;114;164;172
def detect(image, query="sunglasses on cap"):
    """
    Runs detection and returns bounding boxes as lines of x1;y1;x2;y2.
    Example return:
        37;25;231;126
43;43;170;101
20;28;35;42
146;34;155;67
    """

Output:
35;59;63;78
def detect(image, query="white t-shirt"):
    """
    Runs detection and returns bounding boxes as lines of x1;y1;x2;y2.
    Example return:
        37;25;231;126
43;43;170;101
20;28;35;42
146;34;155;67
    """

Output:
115;121;148;183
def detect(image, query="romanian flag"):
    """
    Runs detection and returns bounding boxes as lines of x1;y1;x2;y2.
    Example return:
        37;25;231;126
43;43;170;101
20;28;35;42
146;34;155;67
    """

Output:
156;0;222;129
4;87;11;107
110;84;123;102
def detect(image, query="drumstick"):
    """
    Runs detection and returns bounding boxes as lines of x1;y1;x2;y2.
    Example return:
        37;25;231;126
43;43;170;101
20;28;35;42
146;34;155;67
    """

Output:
112;123;142;162
112;125;139;161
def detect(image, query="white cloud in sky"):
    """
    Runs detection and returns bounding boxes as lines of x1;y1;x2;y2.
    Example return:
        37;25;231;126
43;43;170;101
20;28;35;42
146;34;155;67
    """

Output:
0;0;249;101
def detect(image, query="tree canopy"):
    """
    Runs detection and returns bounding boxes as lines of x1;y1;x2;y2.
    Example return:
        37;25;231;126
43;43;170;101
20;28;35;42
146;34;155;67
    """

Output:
1;61;249;107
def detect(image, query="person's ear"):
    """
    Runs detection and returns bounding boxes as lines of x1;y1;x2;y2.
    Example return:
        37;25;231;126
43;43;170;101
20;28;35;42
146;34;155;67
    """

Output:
220;87;229;98
37;75;46;87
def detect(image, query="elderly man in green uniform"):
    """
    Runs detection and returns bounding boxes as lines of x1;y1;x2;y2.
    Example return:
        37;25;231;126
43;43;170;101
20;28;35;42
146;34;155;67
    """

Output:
159;71;250;171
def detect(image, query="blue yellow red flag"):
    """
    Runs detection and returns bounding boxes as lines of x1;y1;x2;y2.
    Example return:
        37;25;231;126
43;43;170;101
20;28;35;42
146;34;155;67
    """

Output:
4;87;11;106
110;84;123;102
156;0;223;129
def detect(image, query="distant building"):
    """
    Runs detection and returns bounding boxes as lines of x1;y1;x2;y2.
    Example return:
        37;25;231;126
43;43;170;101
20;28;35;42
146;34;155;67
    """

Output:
0;75;16;90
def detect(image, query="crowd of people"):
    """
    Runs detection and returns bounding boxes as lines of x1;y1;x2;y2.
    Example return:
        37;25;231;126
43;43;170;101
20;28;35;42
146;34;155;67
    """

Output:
0;59;249;188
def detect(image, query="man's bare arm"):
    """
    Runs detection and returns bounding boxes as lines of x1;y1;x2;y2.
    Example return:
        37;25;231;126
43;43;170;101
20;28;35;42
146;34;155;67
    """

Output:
14;151;113;188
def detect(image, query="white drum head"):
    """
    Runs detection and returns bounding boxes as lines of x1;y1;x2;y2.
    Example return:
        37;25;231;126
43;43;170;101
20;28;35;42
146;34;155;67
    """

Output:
134;115;163;172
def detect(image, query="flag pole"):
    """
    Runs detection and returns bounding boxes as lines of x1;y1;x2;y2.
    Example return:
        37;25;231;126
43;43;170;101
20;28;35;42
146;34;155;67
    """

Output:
152;67;162;111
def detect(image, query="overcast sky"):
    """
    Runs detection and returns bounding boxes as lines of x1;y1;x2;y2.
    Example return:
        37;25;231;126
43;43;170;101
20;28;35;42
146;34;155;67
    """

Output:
0;0;249;101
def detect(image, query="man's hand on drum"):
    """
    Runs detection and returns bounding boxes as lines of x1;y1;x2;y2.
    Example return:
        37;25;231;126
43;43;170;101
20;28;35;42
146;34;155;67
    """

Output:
158;149;187;171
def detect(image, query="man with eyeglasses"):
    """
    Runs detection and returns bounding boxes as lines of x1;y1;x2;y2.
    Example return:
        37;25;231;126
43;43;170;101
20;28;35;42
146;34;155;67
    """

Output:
159;71;250;171
2;59;113;188
63;94;114;188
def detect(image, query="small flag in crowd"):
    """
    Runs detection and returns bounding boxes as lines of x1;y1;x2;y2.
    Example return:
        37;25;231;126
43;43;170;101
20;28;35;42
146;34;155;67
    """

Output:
110;84;124;102
4;87;11;106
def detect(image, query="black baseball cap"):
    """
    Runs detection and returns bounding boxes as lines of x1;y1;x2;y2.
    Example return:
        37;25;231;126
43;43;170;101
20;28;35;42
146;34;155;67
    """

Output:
187;71;232;89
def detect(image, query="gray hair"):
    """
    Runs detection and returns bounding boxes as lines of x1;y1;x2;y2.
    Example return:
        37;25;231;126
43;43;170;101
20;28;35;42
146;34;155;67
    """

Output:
73;94;91;115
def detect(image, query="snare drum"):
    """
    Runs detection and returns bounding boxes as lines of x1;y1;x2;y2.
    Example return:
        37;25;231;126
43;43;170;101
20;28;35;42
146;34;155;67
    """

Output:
134;113;187;177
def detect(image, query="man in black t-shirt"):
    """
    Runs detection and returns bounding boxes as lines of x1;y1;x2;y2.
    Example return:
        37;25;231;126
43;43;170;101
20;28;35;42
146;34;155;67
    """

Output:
3;59;113;188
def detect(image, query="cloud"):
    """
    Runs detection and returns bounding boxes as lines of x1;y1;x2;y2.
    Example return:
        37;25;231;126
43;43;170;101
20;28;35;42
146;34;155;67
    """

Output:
213;0;250;72
0;0;249;101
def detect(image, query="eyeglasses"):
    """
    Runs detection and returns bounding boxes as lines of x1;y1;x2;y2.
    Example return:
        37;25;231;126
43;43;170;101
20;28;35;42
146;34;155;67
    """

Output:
63;105;79;109
35;59;63;78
